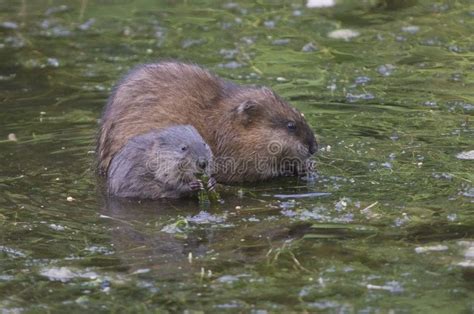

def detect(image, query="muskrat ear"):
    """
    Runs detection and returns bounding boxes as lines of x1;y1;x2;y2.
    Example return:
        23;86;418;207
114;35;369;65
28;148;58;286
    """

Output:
261;86;274;96
235;100;260;125
236;100;259;115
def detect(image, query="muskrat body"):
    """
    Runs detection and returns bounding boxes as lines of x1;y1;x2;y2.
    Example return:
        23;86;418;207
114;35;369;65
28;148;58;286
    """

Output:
98;61;317;183
107;125;214;199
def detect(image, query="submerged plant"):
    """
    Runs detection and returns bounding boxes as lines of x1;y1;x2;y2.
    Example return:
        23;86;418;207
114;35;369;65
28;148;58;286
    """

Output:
197;174;221;205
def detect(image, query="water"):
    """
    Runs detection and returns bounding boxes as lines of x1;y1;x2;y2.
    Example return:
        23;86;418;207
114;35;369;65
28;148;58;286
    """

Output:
1;0;473;312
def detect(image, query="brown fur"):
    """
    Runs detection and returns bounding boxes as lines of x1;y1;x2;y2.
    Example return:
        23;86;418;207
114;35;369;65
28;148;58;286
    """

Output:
97;61;317;183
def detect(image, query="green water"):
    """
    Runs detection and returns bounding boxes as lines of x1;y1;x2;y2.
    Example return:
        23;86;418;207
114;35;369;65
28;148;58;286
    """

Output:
1;0;473;312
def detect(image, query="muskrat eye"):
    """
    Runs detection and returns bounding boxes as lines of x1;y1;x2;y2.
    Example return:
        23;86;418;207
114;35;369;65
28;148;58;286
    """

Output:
287;121;296;131
180;145;188;152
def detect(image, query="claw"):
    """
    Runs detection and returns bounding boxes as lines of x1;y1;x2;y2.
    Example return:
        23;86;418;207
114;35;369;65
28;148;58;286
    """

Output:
189;180;204;191
207;177;217;191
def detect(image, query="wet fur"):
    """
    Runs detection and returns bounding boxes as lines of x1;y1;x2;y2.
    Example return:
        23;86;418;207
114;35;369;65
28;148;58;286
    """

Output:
107;125;213;199
98;61;317;183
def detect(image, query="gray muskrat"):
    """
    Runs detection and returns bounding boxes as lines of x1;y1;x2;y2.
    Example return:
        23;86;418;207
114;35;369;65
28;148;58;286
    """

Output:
97;61;317;183
107;125;215;199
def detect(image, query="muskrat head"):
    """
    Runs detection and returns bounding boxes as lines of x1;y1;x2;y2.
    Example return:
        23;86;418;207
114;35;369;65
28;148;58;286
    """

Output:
148;125;214;186
219;87;317;182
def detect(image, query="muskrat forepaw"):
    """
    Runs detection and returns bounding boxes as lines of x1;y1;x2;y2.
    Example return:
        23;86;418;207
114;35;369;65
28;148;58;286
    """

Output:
207;177;217;191
305;159;316;172
189;180;204;191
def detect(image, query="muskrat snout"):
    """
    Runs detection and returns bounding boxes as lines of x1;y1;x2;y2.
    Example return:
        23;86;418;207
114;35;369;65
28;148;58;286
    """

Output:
308;140;318;155
197;159;208;171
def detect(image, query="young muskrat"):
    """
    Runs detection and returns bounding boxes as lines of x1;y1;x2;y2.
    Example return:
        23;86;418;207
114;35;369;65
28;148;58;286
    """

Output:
107;125;215;199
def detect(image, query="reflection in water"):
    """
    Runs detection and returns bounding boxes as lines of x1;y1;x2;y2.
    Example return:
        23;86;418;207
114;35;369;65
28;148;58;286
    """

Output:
100;193;312;278
101;196;211;278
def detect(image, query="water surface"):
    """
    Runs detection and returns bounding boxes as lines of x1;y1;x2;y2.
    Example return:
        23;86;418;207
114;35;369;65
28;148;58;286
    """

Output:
1;0;473;312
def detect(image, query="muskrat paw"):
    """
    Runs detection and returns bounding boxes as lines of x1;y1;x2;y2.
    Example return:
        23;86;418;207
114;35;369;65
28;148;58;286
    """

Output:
189;180;204;191
207;177;217;191
305;159;316;172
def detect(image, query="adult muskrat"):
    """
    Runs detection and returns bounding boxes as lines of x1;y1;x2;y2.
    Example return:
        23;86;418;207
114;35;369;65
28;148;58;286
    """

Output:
97;61;317;183
107;125;215;199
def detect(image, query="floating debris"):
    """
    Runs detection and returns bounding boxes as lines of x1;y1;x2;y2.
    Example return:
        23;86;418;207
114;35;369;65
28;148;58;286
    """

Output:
307;0;335;8
274;192;331;199
217;275;240;284
272;39;290;46
415;245;449;254
456;241;474;268
401;25;420;34
7;133;17;141
47;58;59;67
328;29;359;41
40;267;98;282
355;76;371;85
334;198;349;211
223;2;239;10
187;211;225;224
447;213;458;221
395;35;407;42
458;260;474;268
0;21;18;30
219;48;238;59
45;5;69;16
461;187;474;198
132;268;150;275
0;74;16;81
377;64;395;76
0;246;26;258
367;281;403;293
218;61;242;69
423;101;437;107
420;37;442;46
4;36;25;48
464;247;474;258
161;219;189;234
456;150;474;160
49;224;65;231
264;20;276;29
293;10;303;17
181;39;205;49
66;196;75;202
78;18;95;31
346;92;375;102
432;172;453;180
279;199;297;209
240;36;255;45
302;42;318;52
448;45;462;53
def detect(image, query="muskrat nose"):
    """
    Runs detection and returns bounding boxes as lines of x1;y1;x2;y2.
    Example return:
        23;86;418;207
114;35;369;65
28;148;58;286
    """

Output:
198;160;208;170
308;141;318;155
